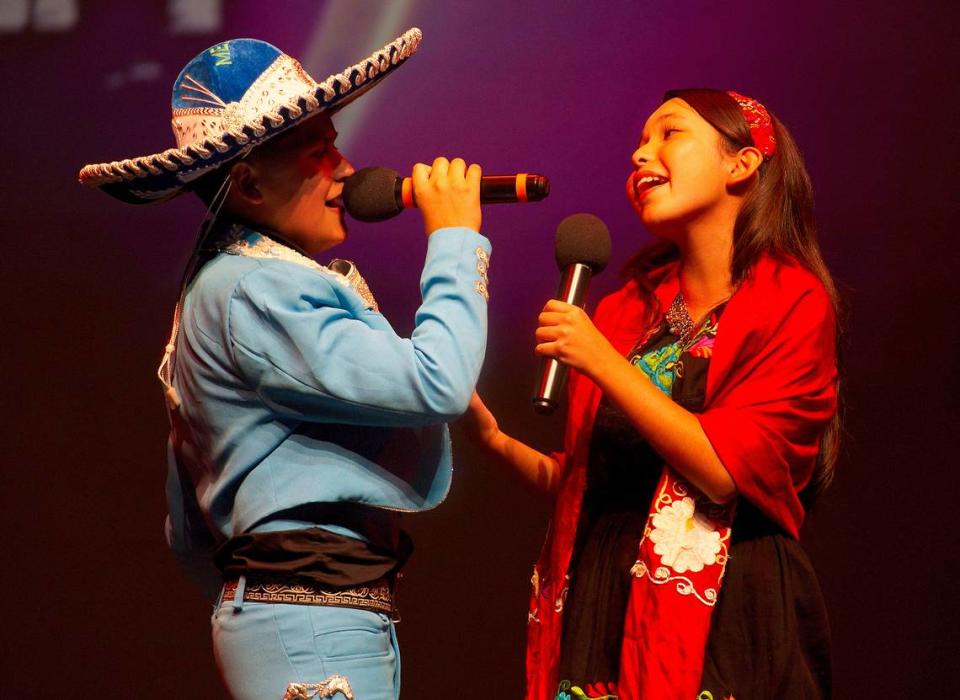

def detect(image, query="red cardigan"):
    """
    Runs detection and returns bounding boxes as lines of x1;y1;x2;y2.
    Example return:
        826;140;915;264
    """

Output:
525;254;838;699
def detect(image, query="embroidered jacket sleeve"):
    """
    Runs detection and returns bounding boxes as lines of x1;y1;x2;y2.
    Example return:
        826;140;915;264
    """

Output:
227;227;491;426
696;262;838;537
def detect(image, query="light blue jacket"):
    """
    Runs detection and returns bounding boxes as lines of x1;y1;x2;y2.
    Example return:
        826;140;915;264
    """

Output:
165;226;491;591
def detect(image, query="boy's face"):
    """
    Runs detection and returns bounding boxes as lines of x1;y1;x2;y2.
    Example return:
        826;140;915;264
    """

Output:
242;113;354;254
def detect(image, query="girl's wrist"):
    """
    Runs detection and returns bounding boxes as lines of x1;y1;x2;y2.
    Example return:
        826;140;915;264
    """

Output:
584;342;627;387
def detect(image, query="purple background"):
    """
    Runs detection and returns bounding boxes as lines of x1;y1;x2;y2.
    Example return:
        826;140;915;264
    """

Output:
4;1;958;696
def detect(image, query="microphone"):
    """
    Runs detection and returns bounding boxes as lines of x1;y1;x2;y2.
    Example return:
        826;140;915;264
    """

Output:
343;166;550;222
533;213;612;415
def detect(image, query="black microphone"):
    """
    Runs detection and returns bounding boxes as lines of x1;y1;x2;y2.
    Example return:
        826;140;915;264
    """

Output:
533;213;612;415
343;166;550;222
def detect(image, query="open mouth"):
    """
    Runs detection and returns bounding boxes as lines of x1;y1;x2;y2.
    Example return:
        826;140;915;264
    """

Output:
325;194;344;210
633;172;669;198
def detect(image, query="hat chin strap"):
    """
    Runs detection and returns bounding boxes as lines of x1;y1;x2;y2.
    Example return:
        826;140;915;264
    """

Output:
157;174;235;415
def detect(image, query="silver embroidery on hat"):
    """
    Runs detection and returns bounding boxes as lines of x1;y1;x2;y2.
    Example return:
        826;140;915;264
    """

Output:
172;55;317;149
79;28;422;191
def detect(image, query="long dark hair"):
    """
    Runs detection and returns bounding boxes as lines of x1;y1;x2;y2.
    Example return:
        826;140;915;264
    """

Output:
624;88;842;503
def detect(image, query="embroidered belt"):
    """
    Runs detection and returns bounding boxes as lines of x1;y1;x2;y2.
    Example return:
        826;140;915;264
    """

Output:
221;577;394;616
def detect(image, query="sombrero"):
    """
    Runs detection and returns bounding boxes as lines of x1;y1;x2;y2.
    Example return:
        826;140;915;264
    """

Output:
78;28;422;204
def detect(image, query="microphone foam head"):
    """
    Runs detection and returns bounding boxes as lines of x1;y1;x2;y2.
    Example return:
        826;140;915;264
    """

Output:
343;167;403;222
555;213;612;272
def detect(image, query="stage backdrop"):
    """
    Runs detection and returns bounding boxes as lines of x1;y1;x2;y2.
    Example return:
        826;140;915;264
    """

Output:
3;0;958;696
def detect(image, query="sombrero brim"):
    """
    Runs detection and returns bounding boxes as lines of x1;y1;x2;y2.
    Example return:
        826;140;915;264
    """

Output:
78;28;422;204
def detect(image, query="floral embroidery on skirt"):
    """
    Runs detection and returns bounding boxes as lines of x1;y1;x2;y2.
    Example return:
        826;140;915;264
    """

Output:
555;679;618;699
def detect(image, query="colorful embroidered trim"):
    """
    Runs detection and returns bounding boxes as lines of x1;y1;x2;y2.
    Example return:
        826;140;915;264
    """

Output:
555;680;619;700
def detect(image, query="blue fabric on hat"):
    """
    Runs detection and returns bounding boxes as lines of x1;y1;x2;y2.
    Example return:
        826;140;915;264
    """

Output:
172;39;283;110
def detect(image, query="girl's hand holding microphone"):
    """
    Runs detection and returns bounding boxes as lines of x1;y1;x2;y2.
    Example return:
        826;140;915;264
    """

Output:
534;299;621;381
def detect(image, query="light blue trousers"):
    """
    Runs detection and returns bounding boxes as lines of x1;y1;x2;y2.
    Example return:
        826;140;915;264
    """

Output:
212;591;400;700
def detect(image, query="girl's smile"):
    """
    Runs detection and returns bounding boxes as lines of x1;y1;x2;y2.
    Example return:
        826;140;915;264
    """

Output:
629;170;670;201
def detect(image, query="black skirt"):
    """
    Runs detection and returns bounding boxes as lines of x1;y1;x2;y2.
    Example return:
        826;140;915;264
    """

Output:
699;502;832;699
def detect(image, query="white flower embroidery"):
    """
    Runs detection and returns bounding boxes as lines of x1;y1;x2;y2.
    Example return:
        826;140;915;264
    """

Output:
648;496;721;574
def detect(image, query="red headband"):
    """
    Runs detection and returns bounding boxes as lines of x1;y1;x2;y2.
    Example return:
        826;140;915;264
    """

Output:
727;90;776;158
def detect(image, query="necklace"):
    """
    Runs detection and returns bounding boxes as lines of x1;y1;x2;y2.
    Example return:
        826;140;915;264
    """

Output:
665;292;695;344
665;290;733;345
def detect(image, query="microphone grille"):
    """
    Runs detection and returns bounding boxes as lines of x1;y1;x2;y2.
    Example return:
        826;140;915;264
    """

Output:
343;167;403;222
555;213;612;272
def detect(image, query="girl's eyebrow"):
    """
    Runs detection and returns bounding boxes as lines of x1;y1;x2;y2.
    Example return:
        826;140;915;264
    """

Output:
638;112;687;142
654;111;685;122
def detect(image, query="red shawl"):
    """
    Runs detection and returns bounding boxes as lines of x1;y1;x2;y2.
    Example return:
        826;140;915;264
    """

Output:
525;254;837;700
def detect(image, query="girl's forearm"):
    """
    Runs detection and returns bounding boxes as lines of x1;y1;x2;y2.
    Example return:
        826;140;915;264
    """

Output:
590;349;736;503
484;428;561;494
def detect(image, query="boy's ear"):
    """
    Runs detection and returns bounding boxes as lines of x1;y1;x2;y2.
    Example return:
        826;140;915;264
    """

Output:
727;146;764;186
230;162;263;204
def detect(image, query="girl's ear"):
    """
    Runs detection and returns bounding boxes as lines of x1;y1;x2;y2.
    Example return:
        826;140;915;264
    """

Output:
727;146;764;186
230;162;264;204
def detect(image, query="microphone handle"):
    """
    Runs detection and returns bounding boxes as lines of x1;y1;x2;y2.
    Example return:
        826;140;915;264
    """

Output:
397;174;550;208
479;174;551;203
533;263;594;414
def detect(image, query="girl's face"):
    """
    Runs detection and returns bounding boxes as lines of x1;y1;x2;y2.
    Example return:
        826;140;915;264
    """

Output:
626;98;737;237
